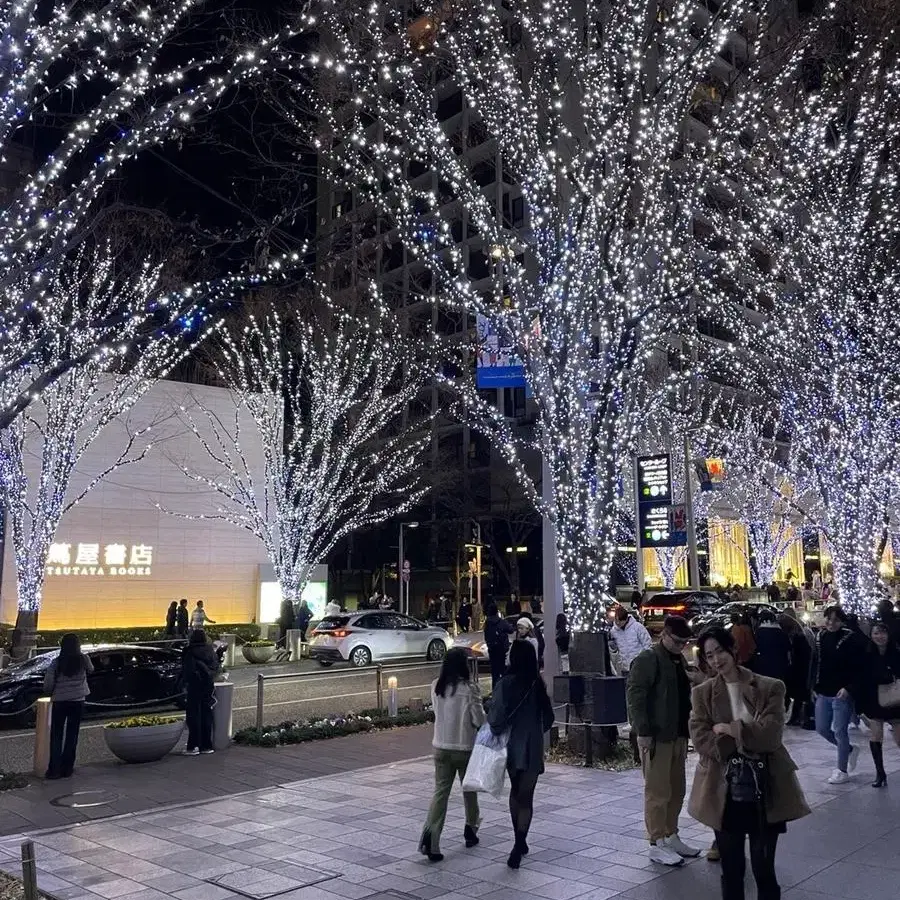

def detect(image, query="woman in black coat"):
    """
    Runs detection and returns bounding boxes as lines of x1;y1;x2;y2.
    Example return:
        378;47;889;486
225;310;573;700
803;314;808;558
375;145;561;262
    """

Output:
857;621;900;787
488;639;554;870
181;630;218;755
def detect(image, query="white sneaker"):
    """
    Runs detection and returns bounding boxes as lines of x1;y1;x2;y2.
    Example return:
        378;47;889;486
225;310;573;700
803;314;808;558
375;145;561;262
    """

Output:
182;749;199;756
664;834;701;858
848;745;860;772
827;769;850;785
649;843;685;867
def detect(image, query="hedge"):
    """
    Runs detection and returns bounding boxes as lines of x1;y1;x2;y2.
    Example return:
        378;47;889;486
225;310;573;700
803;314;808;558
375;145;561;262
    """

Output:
0;623;260;649
234;708;435;747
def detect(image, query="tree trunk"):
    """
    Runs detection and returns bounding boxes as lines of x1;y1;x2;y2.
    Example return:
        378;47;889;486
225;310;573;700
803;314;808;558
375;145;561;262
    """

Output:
10;608;39;661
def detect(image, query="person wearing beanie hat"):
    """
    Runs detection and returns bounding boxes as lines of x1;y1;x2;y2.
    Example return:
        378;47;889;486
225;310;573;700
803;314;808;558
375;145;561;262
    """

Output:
509;616;540;662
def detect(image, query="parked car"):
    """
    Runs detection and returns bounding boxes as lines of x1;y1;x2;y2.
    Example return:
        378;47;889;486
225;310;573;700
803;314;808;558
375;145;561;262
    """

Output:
308;612;452;668
0;644;185;728
689;600;782;635
640;590;722;635
451;616;545;664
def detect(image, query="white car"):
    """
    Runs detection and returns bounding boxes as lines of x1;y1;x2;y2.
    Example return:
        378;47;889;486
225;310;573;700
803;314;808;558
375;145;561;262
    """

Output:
308;611;452;667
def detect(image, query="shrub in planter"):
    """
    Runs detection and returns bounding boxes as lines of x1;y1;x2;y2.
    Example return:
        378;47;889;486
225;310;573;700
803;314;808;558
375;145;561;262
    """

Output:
241;640;276;664
103;715;185;764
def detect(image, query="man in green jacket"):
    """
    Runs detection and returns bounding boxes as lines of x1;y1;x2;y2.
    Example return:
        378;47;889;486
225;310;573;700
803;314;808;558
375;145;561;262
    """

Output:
626;615;701;867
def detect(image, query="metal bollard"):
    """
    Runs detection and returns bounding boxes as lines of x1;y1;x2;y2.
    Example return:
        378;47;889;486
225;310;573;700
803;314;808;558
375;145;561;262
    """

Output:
33;698;52;777
212;681;234;751
287;629;301;662
21;840;37;900
375;665;384;711
221;634;237;668
387;676;399;718
255;673;265;731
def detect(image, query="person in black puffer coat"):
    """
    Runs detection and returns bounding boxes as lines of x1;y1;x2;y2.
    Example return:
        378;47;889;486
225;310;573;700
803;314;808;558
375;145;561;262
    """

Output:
752;611;792;687
484;603;513;688
181;630;218;755
856;621;900;787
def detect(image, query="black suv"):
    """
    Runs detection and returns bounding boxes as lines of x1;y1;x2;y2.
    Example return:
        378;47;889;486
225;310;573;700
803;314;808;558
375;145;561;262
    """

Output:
641;590;723;634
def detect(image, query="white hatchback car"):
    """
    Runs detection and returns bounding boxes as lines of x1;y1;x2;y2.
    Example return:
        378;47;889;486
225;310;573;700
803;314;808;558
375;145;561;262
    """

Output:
308;612;452;668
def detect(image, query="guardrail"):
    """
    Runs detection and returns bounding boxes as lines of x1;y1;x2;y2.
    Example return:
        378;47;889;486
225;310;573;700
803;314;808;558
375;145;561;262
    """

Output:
254;657;480;730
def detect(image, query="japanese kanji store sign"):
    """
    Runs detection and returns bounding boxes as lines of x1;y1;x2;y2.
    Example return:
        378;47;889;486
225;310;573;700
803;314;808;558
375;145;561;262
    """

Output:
45;542;154;577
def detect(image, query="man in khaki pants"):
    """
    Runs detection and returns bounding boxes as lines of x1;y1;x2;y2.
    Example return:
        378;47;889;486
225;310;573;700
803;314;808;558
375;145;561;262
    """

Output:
627;615;701;867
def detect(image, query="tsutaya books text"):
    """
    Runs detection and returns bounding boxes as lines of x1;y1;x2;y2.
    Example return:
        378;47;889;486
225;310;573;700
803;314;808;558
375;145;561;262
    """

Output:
44;542;153;577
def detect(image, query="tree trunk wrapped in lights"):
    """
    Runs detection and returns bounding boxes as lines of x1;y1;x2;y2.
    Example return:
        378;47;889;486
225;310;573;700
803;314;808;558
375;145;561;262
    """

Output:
296;0;794;630
0;246;213;657
165;294;430;607
726;37;900;613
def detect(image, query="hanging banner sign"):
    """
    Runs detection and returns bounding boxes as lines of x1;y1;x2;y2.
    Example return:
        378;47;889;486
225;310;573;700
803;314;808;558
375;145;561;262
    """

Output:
475;313;526;388
696;457;726;492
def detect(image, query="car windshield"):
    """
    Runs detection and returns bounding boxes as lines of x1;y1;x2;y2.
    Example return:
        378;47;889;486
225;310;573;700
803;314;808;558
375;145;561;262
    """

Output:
4;651;58;675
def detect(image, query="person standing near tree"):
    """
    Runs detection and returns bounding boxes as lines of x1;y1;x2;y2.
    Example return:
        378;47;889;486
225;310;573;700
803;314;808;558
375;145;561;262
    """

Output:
295;599;313;644
689;626;810;900
484;603;513;688
181;630;218;755
626;615;701;867
44;634;93;779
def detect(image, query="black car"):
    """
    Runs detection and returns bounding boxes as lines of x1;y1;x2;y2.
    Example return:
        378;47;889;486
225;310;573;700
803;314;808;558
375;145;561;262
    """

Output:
689;601;782;635
640;590;722;634
0;644;185;727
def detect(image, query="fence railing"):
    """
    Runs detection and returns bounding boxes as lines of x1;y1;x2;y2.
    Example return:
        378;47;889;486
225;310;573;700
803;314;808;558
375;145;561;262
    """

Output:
254;657;480;730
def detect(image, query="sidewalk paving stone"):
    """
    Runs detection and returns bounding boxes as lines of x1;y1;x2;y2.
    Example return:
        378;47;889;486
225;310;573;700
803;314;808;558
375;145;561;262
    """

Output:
0;726;897;900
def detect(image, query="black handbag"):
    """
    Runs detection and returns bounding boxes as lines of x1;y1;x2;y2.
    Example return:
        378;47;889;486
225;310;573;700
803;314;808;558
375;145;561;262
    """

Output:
724;754;768;804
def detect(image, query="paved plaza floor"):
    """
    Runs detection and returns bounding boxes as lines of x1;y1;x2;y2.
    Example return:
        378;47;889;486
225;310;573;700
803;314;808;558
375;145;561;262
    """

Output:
0;725;898;900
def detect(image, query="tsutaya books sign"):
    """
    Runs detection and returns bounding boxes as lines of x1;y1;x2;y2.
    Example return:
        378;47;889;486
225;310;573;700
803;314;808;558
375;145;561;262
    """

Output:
45;542;154;577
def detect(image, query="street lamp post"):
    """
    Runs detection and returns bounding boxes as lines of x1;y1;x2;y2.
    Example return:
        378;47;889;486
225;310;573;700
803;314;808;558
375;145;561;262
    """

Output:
398;521;419;615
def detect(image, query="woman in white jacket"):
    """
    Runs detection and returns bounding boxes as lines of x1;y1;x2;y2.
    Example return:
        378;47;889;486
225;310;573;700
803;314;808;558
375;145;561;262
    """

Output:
611;606;653;672
419;648;485;862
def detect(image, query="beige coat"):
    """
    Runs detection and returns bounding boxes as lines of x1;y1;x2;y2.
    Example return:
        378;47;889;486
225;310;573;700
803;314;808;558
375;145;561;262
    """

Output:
688;668;810;831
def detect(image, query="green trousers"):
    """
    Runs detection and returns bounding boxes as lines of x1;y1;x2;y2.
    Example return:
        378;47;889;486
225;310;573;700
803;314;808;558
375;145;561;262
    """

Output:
421;749;481;852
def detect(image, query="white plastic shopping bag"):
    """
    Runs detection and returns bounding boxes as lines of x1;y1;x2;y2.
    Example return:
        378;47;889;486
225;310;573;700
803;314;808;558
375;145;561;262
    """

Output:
462;722;508;797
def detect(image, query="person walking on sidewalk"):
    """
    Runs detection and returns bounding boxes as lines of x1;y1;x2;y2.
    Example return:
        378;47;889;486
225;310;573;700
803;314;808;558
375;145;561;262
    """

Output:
165;601;178;636
176;598;189;637
488;640;555;870
627;615;701;867
814;605;867;784
190;600;215;631
751;611;792;687
44;634;93;779
484;603;513;688
419;648;485;862
858;620;900;787
689;626;810;900
181;630;218;755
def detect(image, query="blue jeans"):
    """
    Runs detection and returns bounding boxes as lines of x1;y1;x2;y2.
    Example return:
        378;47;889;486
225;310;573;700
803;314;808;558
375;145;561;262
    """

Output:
815;694;854;772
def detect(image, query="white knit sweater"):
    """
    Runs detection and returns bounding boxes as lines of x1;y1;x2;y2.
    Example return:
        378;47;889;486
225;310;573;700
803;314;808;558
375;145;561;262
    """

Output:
431;680;486;751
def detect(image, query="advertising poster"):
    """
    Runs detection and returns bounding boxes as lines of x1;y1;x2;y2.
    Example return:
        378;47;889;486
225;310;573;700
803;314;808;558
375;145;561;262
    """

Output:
475;313;527;388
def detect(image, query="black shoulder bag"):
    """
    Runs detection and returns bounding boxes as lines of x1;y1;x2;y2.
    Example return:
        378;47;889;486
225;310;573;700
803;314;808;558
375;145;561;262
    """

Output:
724;754;768;804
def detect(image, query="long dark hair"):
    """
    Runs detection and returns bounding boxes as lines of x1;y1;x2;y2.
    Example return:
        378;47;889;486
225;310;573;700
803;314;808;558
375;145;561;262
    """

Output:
435;648;470;697
57;633;85;677
503;639;551;709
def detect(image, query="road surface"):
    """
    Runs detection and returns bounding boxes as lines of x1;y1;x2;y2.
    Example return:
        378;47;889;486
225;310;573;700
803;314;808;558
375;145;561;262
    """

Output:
0;657;487;773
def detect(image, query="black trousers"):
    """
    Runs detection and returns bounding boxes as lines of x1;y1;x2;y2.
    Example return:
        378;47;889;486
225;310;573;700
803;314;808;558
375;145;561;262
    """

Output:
714;825;781;900
48;700;84;777
489;651;506;688
185;689;214;751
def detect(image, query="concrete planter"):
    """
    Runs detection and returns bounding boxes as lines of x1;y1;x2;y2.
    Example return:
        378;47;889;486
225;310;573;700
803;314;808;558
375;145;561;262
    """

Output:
103;720;185;764
242;644;275;664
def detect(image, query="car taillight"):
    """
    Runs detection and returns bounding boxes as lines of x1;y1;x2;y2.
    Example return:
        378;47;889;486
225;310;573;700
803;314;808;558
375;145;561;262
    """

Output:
330;629;350;638
671;605;686;612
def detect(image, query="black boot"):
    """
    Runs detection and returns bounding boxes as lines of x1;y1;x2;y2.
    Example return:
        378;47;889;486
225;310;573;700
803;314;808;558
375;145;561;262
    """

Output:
464;824;479;848
507;831;529;869
418;828;444;862
870;741;887;788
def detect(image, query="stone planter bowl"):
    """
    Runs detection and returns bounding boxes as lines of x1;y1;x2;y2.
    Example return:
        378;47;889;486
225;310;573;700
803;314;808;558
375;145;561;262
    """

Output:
242;644;275;664
103;720;185;764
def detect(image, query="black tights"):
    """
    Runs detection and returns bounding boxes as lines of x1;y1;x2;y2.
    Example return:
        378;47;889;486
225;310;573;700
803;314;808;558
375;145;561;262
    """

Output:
509;770;539;843
714;827;781;900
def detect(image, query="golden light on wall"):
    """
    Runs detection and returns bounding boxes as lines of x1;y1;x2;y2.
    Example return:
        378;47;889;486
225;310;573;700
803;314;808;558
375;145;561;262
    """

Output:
708;519;751;587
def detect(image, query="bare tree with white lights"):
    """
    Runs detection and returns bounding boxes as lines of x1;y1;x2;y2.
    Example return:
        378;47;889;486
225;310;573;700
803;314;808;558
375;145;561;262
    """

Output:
167;295;431;611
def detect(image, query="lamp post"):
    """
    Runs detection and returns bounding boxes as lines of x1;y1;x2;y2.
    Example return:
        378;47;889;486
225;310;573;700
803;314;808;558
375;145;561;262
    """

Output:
469;520;482;625
398;521;419;615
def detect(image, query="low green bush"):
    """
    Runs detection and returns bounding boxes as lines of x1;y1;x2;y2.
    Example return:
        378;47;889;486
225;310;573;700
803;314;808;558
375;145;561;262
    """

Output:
234;708;435;747
0;623;260;649
106;715;183;729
